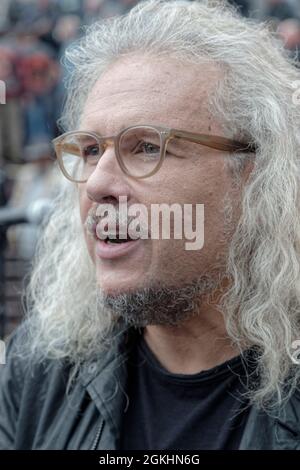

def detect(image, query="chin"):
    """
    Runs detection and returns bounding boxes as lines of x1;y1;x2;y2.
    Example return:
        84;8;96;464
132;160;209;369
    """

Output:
96;273;145;297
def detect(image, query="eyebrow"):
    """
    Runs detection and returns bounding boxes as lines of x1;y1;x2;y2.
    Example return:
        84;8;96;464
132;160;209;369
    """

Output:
79;122;134;136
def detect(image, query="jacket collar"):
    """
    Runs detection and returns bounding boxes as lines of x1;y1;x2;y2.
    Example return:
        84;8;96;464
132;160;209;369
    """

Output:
239;392;300;449
79;325;300;450
79;325;138;444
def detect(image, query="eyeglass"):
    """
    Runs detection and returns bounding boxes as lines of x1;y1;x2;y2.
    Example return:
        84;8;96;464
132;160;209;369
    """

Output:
52;124;257;182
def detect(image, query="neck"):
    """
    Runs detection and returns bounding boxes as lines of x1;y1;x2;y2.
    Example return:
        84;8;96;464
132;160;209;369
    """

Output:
143;302;239;375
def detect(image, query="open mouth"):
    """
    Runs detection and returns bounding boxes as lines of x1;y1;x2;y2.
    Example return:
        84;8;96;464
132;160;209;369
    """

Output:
103;234;137;244
95;221;142;245
95;224;142;260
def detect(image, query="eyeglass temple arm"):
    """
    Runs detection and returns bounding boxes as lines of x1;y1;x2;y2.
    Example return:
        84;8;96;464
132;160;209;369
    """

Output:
55;142;82;157
170;130;257;153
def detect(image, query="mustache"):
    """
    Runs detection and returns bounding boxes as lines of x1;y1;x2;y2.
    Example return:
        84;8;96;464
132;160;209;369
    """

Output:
84;204;148;238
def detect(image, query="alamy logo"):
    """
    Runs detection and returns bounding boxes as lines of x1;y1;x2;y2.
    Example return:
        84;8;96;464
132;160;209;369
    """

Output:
0;80;6;105
89;196;205;251
0;340;6;365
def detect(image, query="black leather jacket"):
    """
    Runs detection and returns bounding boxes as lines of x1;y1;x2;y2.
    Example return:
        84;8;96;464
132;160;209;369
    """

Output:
1;326;300;450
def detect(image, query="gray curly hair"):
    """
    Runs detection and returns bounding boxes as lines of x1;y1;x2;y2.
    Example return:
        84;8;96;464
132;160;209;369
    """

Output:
24;0;300;412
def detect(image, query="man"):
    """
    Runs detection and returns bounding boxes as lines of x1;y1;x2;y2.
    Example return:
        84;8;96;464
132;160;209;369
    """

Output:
1;0;300;450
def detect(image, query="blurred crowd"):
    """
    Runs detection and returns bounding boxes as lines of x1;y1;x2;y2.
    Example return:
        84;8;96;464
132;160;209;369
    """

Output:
234;0;300;59
0;0;299;260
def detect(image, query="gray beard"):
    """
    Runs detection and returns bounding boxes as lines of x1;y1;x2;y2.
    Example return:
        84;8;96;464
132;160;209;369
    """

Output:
102;276;221;328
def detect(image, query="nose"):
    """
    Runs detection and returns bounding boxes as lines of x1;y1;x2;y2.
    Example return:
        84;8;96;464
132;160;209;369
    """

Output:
85;145;131;203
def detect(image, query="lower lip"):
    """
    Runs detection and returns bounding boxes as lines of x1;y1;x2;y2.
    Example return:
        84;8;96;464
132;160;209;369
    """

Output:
95;238;141;260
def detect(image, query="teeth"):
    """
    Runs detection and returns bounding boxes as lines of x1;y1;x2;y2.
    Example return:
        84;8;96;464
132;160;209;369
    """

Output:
106;237;130;244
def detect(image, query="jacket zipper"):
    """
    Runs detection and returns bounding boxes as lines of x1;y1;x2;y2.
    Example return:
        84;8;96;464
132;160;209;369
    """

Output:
90;419;104;450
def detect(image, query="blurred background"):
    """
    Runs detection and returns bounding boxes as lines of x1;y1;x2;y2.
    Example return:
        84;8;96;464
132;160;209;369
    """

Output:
0;0;300;339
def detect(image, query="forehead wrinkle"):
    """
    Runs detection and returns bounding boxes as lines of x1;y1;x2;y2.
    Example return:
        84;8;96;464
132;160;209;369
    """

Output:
81;93;164;134
79;115;159;135
80;93;206;134
84;87;166;114
80;92;215;135
80;99;172;134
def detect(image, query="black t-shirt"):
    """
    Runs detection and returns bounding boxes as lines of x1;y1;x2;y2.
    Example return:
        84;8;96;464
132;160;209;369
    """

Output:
119;334;254;450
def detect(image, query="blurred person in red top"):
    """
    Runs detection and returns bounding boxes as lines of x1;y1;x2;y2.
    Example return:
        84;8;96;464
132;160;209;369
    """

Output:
12;25;61;151
17;50;59;97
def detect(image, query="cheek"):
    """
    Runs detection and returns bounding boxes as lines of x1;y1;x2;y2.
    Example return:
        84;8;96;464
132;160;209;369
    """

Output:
151;167;234;262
